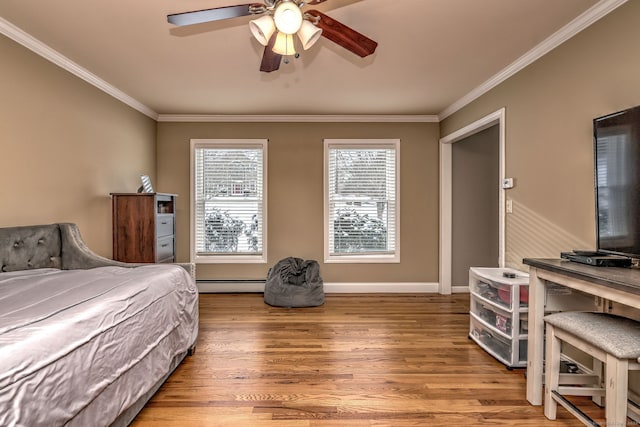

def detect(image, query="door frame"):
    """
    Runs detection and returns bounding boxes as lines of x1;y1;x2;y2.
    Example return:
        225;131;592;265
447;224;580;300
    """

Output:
439;108;506;294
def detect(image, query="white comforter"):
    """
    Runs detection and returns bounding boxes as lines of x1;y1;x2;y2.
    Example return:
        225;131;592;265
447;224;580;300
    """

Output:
0;265;198;427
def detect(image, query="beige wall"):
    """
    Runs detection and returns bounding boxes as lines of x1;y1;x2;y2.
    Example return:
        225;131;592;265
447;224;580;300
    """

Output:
5;0;637;282
441;0;640;269
157;121;440;282
0;34;156;256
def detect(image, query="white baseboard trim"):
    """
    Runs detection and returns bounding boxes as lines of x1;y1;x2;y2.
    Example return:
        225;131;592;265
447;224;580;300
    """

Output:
197;281;440;293
323;282;439;293
452;286;470;294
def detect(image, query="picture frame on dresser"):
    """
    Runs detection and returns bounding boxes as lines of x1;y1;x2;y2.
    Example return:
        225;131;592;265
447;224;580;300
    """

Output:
139;175;154;193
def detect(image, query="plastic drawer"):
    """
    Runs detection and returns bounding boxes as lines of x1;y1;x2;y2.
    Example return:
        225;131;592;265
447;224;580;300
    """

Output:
470;279;529;310
519;338;528;363
520;313;528;335
469;315;512;365
469;267;529;310
470;296;528;337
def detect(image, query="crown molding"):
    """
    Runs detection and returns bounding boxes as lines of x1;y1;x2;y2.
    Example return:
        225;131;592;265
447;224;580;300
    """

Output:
0;17;158;120
438;0;629;120
0;16;436;125
157;114;439;123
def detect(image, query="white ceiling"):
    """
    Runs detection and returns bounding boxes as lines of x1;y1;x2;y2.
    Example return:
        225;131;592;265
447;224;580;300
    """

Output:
0;0;610;118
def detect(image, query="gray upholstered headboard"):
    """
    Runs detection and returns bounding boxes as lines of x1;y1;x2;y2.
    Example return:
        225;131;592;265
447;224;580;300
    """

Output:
0;224;63;272
0;223;196;279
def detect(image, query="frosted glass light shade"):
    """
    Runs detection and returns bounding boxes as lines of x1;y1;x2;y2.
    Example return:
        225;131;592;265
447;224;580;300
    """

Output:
273;1;303;34
250;15;276;46
272;32;296;55
297;20;322;50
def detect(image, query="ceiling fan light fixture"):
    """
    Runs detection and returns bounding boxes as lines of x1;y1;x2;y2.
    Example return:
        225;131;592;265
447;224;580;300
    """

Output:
297;20;322;50
273;1;303;35
249;15;276;46
167;1;378;73
272;32;297;56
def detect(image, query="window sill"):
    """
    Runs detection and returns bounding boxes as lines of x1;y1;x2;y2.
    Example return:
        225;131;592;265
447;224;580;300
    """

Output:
324;254;400;264
192;254;267;264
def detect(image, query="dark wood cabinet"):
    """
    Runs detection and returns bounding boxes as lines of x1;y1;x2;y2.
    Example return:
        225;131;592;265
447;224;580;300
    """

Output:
111;193;177;263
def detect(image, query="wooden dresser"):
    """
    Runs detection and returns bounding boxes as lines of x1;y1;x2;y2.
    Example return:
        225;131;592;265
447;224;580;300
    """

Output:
110;193;177;263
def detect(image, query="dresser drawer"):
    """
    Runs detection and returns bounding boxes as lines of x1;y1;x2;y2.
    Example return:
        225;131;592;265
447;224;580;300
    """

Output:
156;214;174;238
156;236;174;262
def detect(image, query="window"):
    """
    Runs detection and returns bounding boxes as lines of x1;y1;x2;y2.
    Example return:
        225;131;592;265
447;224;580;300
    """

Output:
324;139;400;263
191;139;267;263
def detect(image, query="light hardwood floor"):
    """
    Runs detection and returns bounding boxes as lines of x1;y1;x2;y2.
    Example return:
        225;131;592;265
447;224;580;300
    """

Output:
132;293;604;426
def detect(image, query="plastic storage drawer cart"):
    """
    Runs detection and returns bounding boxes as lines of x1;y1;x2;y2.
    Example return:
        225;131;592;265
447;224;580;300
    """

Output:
469;267;530;368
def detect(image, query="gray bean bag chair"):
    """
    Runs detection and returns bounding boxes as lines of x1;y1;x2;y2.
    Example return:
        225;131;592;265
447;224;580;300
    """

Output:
264;257;324;307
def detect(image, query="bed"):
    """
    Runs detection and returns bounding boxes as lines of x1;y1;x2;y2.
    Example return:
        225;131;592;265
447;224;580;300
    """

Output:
0;223;199;426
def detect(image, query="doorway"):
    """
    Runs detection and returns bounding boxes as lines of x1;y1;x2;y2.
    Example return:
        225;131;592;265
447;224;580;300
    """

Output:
439;108;506;294
452;125;500;285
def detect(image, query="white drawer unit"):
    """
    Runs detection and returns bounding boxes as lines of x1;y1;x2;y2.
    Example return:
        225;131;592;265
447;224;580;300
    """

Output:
469;267;529;369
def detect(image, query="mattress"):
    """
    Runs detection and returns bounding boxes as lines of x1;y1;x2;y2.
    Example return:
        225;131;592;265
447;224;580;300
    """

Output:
0;265;199;427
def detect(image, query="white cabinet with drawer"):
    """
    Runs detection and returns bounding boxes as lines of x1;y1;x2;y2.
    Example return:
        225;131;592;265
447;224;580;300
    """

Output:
469;267;529;369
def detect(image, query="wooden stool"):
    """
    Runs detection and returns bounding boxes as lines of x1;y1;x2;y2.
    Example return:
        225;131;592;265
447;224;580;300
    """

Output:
544;311;640;426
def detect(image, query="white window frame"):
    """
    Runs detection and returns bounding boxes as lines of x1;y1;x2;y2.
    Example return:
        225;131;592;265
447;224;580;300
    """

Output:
190;139;268;264
323;139;400;263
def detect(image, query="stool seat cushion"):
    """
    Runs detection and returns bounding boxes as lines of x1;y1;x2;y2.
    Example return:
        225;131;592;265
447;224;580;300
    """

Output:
544;312;640;359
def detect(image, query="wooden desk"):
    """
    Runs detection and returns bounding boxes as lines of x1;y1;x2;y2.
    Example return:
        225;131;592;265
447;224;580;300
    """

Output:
523;258;640;405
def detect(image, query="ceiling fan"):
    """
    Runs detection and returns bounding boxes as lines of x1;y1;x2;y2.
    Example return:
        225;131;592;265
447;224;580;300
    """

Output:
167;0;378;72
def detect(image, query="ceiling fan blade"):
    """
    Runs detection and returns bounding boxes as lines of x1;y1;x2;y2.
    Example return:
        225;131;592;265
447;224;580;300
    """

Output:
260;32;282;72
168;4;265;26
306;0;329;4
306;10;377;58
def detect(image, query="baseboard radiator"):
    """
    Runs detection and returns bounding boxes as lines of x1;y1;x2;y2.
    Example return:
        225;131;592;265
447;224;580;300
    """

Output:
196;280;440;294
197;279;266;293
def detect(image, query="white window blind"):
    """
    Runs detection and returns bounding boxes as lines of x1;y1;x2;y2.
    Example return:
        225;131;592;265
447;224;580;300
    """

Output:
191;140;266;263
325;139;399;262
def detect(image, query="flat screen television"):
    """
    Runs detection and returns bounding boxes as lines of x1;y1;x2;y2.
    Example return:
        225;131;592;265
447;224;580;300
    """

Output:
594;105;640;259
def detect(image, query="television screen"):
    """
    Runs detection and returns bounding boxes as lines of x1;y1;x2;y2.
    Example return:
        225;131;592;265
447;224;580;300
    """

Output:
594;105;640;258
